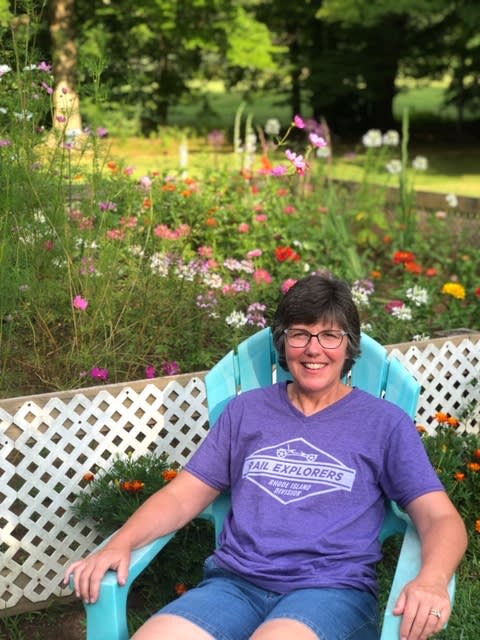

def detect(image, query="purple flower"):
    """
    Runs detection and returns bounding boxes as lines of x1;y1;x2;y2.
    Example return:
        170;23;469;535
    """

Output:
99;201;117;211
162;360;180;376
41;81;53;95
91;367;109;381
0;139;11;147
97;127;108;138
37;61;52;72
146;365;157;379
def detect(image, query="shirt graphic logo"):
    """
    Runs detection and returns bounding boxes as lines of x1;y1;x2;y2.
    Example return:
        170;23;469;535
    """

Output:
242;437;356;504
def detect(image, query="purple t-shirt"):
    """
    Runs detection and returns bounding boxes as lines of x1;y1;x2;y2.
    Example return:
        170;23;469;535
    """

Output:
186;383;443;595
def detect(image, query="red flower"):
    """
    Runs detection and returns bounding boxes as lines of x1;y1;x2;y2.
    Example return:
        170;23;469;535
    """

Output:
393;250;416;264
405;261;423;274
275;246;301;262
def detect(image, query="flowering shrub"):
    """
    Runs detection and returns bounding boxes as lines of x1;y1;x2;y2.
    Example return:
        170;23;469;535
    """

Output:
72;451;215;608
0;53;478;398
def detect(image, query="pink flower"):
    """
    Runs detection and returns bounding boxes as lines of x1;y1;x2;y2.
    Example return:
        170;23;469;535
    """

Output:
253;269;272;285
247;249;263;259
238;223;250;233
255;214;268;223
284;205;296;215
198;245;213;258
270;165;288;176
97;127;108;138
124;166;135;176
162;361;180;376
0;139;11;147
37;61;52;72
285;149;306;175
146;365;157;379
293;115;305;129
385;300;405;314
91;367;109;381
73;295;88;311
139;176;152;190
56;115;66;123
281;278;297;294
309;133;327;148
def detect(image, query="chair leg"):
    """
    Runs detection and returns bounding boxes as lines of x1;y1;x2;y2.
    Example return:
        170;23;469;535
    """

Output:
85;577;130;640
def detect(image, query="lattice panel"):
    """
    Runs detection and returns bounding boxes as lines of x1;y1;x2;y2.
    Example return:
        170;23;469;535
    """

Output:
0;378;208;611
390;336;479;435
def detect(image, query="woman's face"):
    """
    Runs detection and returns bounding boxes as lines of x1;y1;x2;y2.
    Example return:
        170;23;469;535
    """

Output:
284;320;348;396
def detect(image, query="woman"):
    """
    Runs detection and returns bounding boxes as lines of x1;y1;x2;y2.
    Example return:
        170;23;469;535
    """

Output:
65;273;467;640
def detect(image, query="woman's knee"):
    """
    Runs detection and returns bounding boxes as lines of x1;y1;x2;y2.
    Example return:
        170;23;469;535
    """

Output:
250;618;319;640
131;613;215;640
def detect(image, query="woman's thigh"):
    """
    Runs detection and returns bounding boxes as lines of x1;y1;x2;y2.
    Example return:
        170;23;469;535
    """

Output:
264;587;380;640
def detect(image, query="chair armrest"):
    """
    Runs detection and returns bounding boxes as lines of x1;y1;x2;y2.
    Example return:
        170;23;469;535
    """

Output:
380;521;456;639
70;531;178;640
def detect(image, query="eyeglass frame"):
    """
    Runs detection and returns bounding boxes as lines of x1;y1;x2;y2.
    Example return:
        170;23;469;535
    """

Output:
283;328;349;349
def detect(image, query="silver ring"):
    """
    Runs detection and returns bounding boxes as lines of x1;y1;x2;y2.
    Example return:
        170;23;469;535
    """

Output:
429;608;441;619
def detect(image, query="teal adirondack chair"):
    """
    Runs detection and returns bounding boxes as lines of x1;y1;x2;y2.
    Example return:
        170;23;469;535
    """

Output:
75;328;455;640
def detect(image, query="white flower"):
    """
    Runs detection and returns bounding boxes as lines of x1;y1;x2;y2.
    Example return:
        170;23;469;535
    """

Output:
391;305;412;321
265;118;281;136
351;289;371;307
245;133;257;154
382;130;400;146
362;129;382;148
316;146;330;158
0;64;12;77
386;159;402;174
406;285;429;307
412;155;428;171
225;310;248;329
411;333;431;342
361;322;373;333
0;106;8;114
14;110;33;121
446;193;458;208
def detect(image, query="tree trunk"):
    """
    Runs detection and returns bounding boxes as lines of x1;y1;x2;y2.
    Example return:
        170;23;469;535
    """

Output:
49;0;82;134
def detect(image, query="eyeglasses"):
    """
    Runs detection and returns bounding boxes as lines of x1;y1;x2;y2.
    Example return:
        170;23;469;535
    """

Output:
283;328;348;349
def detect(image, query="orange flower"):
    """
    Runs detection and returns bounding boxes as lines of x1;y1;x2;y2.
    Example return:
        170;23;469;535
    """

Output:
405;261;423;274
416;425;427;433
475;520;480;534
371;270;382;279
107;161;119;172
162;469;178;482
425;267;438;277
261;155;273;171
206;217;217;227
121;480;145;493
434;412;449;423
447;416;460;428
162;183;177;192
143;198;152;209
473;449;480;460
468;462;480;472
454;472;465;482
175;582;188;595
182;189;193;197
83;471;95;482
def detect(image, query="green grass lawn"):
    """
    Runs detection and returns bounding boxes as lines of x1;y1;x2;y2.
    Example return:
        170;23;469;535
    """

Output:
107;85;479;198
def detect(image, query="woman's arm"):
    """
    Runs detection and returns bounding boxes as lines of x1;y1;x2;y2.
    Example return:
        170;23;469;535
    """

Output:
394;490;467;640
64;470;220;604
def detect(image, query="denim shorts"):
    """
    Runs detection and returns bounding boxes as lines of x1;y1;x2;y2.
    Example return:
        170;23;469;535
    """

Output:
156;556;380;640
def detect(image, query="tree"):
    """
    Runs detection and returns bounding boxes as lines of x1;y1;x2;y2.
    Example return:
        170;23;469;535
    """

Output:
49;0;82;133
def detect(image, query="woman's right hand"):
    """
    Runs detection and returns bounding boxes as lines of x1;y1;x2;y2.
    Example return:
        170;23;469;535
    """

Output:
64;543;131;604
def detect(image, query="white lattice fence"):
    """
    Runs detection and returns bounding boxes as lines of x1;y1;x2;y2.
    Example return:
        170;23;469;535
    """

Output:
0;334;478;616
388;333;479;435
0;374;209;615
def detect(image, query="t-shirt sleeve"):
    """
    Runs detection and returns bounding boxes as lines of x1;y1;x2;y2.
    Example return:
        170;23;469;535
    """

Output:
185;401;235;492
379;410;444;508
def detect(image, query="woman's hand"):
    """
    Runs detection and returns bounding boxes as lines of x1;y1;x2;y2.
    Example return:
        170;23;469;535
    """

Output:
393;577;451;639
64;543;131;604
